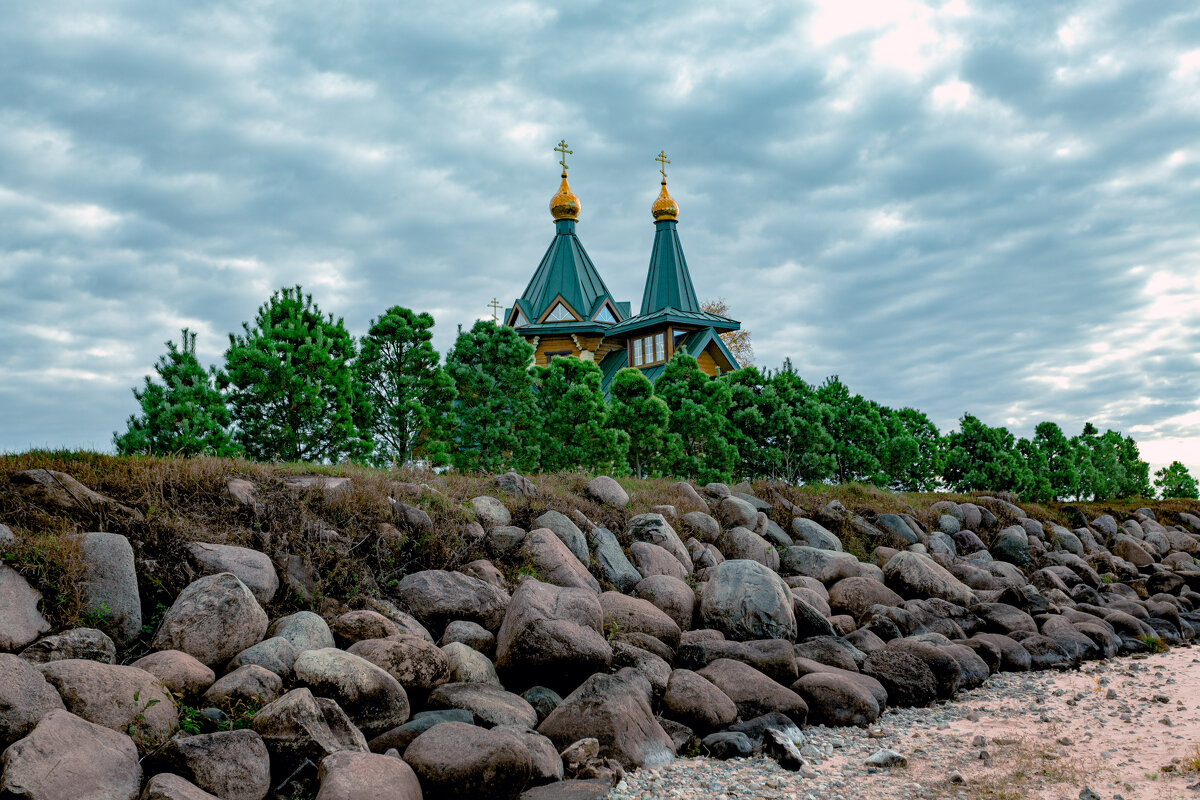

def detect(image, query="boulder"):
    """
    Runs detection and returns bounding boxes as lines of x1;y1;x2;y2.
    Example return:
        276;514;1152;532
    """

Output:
404;721;532;800
681;512;721;544
367;708;474;755
792;593;837;639
457;559;508;591
599;591;682;648
523;529;601;592
791;672;881;726
990;527;1031;568
75;531;143;645
701;731;754;759
495;578;611;692
0;653;65;747
497;726;563;786
441;641;501;685
228;636;298;679
317;750;423;800
794;635;865;671
427;682;538;729
584;476;629;507
697;659;808;725
186;542;278;605
149;730;271;800
630;542;687;580
348;636;451;701
203;664;282;707
884;639;963;699
632;574;695;631
130;651;215;698
700;559;797;642
828;577;903;620
12;471;140;522
330;610;402;645
0;565;50;651
534;511;590;566
152;573;268;667
0;709;141;800
882;551;976;606
471;495;512;528
522;686;562;725
609;641;671;696
267;611;335;654
717;496;758;529
494;471;538;498
440;619;495;655
661;669;738;734
140;774;221;800
677;638;796;684
394;570;510;634
874;515;919;546
586;526;641;592
626;514;692;573
19;627;116;664
250;688;368;770
716;527;780;571
791;519;842;551
538;669;674;769
780;547;862;584
861;649;937;707
1113;535;1154;568
292;649;410;738
487;526;528;557
40;660;177;748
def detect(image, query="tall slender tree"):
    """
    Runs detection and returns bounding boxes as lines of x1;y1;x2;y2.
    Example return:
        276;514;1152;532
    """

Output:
654;352;738;483
607;367;674;477
114;329;239;457
879;406;942;492
221;286;370;463
1033;421;1079;500
356;306;455;468
816;377;888;485
444;321;540;472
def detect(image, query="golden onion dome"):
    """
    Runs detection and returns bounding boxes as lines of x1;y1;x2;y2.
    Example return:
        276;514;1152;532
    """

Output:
651;179;678;221
550;171;581;221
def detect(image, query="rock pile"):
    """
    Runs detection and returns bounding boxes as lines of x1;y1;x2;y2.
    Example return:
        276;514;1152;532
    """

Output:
2;468;1200;800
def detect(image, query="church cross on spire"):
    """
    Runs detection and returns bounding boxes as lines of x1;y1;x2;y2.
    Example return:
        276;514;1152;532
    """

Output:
555;139;573;172
655;150;670;181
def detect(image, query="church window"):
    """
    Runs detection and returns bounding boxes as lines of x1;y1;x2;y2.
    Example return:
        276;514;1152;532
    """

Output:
654;333;665;361
593;305;616;324
512;308;530;327
545;303;574;322
633;338;643;366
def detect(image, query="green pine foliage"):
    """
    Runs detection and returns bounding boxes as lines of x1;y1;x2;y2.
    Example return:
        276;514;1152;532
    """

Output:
724;364;834;483
356;306;455;468
815;377;889;485
607;368;674;477
221;286;371;463
444;321;541;473
879;407;943;493
535;358;628;474
1033;421;1079;500
941;414;1029;493
114;329;239;457
654;352;738;484
1155;461;1199;499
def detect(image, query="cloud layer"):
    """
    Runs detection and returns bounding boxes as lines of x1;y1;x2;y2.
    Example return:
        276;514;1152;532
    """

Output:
2;0;1198;476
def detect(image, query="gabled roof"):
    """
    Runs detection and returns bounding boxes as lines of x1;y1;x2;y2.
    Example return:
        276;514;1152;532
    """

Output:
604;306;739;337
640;219;700;315
517;219;621;326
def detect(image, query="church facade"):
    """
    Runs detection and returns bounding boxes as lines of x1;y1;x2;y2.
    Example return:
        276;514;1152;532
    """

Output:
504;144;741;393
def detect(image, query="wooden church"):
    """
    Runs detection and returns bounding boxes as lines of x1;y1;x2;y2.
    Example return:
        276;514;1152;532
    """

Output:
503;142;741;393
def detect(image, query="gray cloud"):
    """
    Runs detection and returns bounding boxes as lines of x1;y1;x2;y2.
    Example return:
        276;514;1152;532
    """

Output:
1;0;1199;477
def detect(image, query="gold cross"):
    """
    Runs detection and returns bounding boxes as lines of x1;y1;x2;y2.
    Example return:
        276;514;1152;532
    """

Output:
488;297;502;323
554;139;573;171
655;150;670;180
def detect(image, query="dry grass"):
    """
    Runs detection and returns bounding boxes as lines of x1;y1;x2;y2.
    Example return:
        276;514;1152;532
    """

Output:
924;735;1089;800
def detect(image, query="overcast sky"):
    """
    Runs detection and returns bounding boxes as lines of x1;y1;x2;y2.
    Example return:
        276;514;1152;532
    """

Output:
2;0;1198;478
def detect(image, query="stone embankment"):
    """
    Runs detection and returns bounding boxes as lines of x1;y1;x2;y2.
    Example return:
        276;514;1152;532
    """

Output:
2;466;1200;800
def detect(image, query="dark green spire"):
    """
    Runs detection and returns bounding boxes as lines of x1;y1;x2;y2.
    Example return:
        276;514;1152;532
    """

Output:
640;218;700;315
519;219;618;322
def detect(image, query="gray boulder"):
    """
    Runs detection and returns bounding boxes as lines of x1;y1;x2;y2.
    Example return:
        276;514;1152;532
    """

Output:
228;636;298;679
701;559;797;642
267;611;335;654
347;636;450;701
0;565;50;652
882;551;976;606
717;495;758;529
149;730;270;800
792;672;881;726
404;722;532;800
681;512;721;544
538;669;675;769
427;682;538;728
584;476;629;507
697;659;808;725
627;514;692;574
75;531;142;645
40;659;177;748
19;627;116;664
317;750;423;800
828;576;903;620
661;668;738;734
439;620;495;656
716;527;779;571
861;649;937;707
441;641;501;685
471;495;512;528
990;527;1031;568
790;518;842;551
632;574;695;631
140;774;220;800
293;649;410;738
395;570;510;634
875;514;919;545
186;542;278;605
0;653;64;747
203;664;282;707
495;578;611;692
587;527;642;592
0;709;141;800
780;546;862;584
250;688;368;769
599;591;681;648
153;572;268;667
523;529;601;592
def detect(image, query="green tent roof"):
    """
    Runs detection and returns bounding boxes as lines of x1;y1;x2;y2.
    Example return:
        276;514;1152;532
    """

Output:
640;219;699;315
516;219;623;325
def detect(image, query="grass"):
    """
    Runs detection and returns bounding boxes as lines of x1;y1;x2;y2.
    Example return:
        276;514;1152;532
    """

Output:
927;735;1088;799
1138;633;1169;654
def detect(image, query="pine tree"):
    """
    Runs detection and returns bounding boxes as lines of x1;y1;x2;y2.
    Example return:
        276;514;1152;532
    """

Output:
654;352;738;483
724;365;834;483
444;321;540;473
535;358;627;474
221;286;370;463
1155;461;1199;499
356;306;455;468
815;376;888;485
941;414;1027;493
114;329;239;457
879;406;942;492
608;367;673;477
1032;421;1079;500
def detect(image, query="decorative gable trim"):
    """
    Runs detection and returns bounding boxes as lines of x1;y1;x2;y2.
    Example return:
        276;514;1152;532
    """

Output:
537;294;582;324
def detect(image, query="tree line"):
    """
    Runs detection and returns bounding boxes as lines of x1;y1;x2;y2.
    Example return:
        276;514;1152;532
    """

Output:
114;286;1200;501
